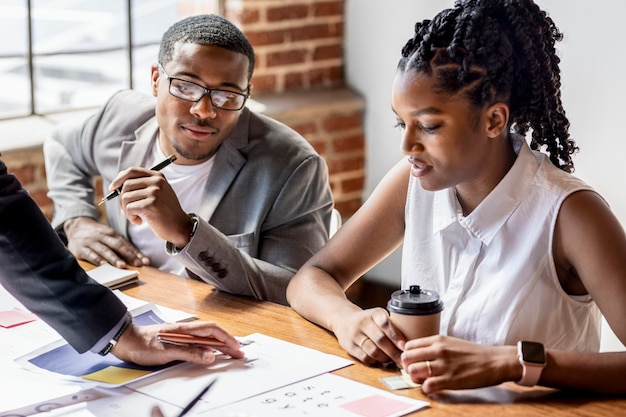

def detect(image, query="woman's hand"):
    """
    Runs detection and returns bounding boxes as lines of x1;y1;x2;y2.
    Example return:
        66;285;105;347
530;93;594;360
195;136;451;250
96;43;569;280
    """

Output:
401;335;519;394
331;307;405;367
112;320;245;366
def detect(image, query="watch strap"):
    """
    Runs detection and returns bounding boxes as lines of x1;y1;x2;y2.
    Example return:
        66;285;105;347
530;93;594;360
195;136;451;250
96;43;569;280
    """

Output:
169;213;199;254
98;312;132;356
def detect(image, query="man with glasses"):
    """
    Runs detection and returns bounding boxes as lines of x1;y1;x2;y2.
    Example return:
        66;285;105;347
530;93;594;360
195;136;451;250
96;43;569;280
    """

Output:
43;14;334;305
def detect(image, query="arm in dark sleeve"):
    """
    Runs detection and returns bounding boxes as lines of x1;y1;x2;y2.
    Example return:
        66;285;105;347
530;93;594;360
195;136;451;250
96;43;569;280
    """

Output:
0;159;127;353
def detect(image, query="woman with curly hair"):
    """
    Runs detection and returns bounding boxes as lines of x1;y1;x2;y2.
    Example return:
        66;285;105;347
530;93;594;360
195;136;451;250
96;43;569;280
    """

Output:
287;0;626;394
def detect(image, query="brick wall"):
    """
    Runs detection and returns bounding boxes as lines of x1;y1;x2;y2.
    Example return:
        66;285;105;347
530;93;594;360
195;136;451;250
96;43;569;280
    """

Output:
226;0;345;93
2;147;106;222
186;0;364;216
3;0;364;222
2;148;53;220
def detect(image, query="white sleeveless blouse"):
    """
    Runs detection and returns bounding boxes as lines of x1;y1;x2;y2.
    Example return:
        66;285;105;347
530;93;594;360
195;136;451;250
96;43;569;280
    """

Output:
401;135;601;352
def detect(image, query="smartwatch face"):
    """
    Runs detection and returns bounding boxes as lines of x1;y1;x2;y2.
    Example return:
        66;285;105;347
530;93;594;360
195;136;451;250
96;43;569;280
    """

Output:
521;341;546;364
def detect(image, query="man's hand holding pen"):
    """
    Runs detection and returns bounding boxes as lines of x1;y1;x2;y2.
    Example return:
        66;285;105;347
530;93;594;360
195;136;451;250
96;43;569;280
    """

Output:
107;154;194;250
99;155;176;205
63;154;184;269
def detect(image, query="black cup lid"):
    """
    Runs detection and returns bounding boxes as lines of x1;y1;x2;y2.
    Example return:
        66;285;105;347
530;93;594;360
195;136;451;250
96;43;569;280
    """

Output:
387;285;444;315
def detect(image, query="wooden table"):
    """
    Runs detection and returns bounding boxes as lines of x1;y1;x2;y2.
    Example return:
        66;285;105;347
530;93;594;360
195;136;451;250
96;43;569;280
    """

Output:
115;265;626;417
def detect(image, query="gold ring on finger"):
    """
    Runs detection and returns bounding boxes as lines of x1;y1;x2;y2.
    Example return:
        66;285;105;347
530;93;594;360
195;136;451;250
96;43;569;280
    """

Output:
359;338;370;350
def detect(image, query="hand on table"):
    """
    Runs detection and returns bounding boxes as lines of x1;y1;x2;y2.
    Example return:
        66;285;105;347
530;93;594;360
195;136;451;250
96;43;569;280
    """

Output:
64;216;149;268
332;306;405;367
400;335;518;394
112;320;245;366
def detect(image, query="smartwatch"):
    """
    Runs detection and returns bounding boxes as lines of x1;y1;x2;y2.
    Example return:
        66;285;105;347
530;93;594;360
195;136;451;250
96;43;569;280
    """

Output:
516;340;546;386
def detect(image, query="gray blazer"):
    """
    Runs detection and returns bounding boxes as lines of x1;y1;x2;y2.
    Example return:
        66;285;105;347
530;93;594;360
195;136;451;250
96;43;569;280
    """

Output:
44;90;333;305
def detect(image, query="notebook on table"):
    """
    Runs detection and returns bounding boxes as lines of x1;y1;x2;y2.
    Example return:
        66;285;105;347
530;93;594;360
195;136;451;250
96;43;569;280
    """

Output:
86;264;139;289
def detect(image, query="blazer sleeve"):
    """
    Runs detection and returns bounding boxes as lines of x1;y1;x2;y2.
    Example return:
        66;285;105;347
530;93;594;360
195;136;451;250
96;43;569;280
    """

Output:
43;90;155;232
0;160;127;353
171;154;334;306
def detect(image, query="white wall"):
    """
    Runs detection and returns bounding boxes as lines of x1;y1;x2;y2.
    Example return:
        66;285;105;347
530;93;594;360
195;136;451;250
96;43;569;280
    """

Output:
345;0;452;284
345;0;626;285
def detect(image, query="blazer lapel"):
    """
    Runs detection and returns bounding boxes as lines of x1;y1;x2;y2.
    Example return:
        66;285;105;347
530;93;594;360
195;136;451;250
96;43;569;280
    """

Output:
198;108;251;220
109;118;158;238
119;118;158;170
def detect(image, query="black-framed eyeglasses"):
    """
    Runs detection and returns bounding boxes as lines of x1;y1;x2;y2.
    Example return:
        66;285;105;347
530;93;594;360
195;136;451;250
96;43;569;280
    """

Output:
158;64;249;111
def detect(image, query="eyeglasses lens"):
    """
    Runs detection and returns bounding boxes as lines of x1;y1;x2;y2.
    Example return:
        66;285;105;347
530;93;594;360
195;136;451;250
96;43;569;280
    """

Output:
169;79;245;110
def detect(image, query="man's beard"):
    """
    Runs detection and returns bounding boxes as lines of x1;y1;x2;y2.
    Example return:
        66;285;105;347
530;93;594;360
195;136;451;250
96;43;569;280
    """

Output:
171;141;218;162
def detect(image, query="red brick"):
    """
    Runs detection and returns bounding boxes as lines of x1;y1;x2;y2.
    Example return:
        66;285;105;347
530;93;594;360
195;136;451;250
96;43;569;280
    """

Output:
341;177;364;193
250;74;277;94
267;5;309;22
327;156;364;174
323;112;362;132
314;1;344;17
267;49;308;67
334;198;362;217
290;23;342;42
310;65;343;86
284;72;305;90
246;30;286;47
313;44;343;61
333;134;365;153
310;142;327;156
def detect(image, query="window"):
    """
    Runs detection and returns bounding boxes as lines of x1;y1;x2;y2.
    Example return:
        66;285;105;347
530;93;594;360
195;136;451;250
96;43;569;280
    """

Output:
0;0;219;120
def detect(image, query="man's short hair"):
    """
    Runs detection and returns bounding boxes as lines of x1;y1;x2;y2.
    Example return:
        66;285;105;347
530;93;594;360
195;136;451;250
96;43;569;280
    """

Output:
158;14;255;81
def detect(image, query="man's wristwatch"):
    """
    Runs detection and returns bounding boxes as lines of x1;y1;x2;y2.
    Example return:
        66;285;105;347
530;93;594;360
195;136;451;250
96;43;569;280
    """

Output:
516;340;547;386
169;213;199;255
98;312;132;356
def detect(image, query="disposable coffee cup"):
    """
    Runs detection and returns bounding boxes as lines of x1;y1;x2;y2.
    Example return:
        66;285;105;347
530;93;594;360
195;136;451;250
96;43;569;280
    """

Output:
387;285;444;341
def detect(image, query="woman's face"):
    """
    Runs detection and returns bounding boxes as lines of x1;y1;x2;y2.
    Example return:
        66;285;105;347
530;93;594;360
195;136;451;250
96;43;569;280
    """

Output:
391;69;498;193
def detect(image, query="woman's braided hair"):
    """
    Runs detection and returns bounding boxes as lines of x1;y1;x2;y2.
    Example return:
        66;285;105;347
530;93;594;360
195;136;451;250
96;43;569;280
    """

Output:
398;0;577;172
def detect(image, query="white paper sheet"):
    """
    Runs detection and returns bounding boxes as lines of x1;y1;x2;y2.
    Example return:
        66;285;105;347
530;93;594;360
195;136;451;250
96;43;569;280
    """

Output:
208;373;429;417
127;333;353;412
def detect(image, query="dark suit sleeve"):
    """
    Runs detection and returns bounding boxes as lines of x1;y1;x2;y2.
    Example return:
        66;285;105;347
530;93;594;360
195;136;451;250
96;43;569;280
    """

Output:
0;160;127;353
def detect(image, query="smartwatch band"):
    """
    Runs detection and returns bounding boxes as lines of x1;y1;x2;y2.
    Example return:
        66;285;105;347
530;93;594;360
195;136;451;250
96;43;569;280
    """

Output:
516;340;547;386
99;312;132;356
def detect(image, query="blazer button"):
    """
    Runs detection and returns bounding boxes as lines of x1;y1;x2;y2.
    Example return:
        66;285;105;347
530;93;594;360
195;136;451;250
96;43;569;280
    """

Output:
217;269;228;278
204;257;215;266
199;251;208;260
211;263;221;272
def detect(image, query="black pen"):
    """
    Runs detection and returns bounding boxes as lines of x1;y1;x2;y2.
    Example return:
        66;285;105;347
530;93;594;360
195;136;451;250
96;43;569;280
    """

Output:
98;154;177;206
177;379;216;417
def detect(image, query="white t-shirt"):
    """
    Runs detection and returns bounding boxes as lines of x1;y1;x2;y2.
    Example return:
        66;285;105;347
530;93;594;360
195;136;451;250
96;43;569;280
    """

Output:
128;143;214;276
401;135;601;352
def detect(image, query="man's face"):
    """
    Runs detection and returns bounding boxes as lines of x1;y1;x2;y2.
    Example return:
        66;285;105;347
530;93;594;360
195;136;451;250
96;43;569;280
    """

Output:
151;43;250;165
